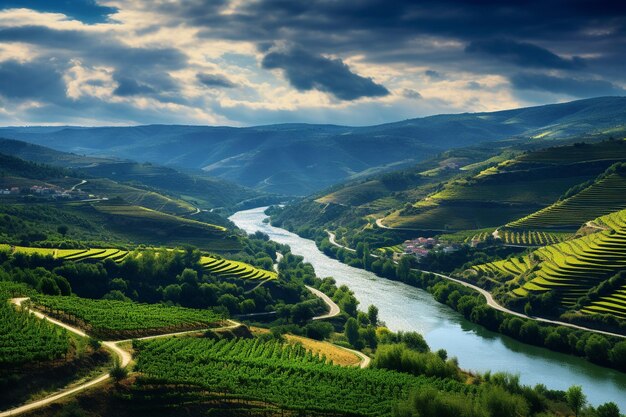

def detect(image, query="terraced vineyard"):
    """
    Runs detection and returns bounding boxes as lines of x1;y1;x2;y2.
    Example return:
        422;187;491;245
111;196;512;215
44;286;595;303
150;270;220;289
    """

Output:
10;246;130;263
375;244;404;256
473;209;626;314
134;337;470;416
497;229;571;246
507;171;626;230
582;284;626;319
4;245;276;284
200;255;277;281
32;295;223;339
384;140;626;230
0;284;70;367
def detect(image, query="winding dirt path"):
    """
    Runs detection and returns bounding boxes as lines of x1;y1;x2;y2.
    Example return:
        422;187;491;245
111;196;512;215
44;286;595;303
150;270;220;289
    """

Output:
1;299;240;417
69;180;87;192
326;230;356;253
305;286;341;320
338;346;371;368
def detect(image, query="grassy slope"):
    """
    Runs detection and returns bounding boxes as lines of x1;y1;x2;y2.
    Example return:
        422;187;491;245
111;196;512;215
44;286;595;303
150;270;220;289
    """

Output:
0;138;265;210
383;140;626;231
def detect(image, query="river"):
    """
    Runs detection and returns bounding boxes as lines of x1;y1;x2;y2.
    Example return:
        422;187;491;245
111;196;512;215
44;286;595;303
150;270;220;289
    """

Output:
230;206;626;408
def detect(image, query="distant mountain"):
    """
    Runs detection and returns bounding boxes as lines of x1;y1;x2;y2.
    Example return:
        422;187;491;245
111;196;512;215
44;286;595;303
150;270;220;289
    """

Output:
2;96;625;195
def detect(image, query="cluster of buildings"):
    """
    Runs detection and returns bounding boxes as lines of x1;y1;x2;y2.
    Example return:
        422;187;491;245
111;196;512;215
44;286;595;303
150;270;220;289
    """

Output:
394;237;460;260
0;186;85;200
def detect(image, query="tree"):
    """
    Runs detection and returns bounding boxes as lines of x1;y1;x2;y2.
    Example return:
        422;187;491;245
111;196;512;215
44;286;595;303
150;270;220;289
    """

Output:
110;360;128;382
362;243;371;269
57;225;69;236
344;317;361;348
596;402;620;417
356;242;365;258
396;256;411;282
609;341;626;371
566;385;586;417
367;304;379;326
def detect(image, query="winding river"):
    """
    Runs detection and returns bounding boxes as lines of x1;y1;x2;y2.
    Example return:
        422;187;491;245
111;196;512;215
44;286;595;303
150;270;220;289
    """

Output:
230;207;626;408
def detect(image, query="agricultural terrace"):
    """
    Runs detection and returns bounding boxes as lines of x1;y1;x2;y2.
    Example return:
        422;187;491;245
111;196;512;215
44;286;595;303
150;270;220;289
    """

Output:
582;285;626;319
507;172;626;230
0;283;70;367
3;245;277;282
134;337;471;417
201;255;277;281
376;244;404;256
32;295;223;340
473;209;626;315
496;229;571;246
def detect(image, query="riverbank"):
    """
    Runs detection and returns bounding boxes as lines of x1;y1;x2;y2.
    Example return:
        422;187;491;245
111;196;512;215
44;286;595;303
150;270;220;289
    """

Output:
230;207;626;408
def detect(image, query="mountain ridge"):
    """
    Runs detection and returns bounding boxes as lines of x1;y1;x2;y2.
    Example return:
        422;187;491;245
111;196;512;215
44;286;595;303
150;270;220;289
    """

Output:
2;96;626;195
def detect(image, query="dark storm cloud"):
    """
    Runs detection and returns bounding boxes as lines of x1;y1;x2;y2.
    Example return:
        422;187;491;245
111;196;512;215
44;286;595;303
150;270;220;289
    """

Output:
170;0;625;91
0;25;187;103
0;26;187;71
197;73;237;88
424;70;444;80
261;48;389;100
113;78;156;96
0;59;66;101
510;73;625;98
1;0;115;24
465;39;585;70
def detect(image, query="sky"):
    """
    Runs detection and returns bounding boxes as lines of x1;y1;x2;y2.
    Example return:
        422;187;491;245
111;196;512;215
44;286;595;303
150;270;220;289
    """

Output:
0;0;624;126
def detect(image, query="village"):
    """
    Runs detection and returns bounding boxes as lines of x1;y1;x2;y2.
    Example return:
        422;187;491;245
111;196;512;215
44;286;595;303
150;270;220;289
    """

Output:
392;236;461;261
0;185;92;200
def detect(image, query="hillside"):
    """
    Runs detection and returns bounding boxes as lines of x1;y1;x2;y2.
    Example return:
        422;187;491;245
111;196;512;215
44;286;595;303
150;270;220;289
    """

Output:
3;97;626;195
471;209;626;321
0;154;239;250
0;139;267;211
506;163;626;231
381;139;626;231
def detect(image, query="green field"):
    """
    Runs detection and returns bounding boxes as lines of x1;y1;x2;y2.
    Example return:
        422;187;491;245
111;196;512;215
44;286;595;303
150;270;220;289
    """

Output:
94;203;226;232
497;229;571;246
437;228;494;244
134;337;469;416
375;244;404;256
32;295;223;339
582;284;626;319
6;245;276;283
473;209;626;314
200;255;278;281
507;172;626;230
0;283;70;367
11;246;129;263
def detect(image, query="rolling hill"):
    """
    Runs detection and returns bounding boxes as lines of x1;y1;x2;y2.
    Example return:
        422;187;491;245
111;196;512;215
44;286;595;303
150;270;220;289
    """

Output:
0;139;267;210
381;139;626;231
3;96;626;195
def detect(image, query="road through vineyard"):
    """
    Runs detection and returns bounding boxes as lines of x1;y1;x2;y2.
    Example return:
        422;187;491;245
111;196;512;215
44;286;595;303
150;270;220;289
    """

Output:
230;207;626;409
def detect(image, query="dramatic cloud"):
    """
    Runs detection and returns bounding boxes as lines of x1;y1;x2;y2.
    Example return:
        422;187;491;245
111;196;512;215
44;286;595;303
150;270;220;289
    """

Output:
261;48;389;100
0;1;623;125
0;59;66;100
466;40;585;70
510;73;625;98
197;73;236;88
0;0;115;23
